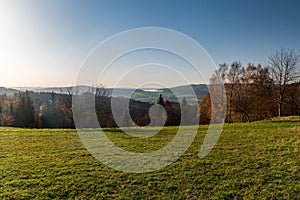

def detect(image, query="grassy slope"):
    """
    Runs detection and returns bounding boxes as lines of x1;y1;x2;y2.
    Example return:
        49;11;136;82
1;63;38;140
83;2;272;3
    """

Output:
0;118;299;199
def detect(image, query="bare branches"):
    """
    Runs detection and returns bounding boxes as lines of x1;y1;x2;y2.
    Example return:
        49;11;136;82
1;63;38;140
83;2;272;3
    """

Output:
268;48;300;85
268;48;300;116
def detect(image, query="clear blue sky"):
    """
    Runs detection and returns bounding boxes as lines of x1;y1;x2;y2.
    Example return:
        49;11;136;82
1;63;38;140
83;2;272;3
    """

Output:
1;0;300;87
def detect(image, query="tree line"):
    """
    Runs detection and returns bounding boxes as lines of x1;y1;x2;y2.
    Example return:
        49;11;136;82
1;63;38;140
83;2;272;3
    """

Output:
0;89;198;128
0;91;73;128
199;49;300;123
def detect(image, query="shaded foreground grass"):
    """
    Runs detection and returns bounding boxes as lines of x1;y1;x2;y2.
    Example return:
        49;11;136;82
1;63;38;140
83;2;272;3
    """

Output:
0;119;299;199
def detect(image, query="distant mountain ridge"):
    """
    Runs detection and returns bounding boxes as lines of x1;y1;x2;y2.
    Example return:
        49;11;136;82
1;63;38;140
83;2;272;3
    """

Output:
0;87;19;95
4;84;208;104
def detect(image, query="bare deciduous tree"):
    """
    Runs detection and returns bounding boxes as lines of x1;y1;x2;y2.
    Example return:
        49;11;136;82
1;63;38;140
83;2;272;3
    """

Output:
268;48;300;117
227;61;242;123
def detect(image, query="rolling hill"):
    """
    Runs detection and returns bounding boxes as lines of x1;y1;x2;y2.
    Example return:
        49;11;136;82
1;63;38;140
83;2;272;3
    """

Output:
7;84;208;104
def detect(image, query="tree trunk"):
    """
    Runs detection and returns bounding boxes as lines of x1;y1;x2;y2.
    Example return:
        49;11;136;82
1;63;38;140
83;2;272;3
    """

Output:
279;94;283;117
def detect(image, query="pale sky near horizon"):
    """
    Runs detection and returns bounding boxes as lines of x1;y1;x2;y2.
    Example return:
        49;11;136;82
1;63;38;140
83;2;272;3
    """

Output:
1;0;300;88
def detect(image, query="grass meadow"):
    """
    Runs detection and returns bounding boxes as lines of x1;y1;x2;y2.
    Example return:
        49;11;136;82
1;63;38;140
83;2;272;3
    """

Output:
1;117;300;199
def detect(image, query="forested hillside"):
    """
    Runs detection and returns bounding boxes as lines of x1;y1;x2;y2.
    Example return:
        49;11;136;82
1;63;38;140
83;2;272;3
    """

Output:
1;49;299;128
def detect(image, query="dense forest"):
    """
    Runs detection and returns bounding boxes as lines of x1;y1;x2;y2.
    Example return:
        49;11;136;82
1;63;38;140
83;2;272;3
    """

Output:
0;89;198;128
0;49;299;128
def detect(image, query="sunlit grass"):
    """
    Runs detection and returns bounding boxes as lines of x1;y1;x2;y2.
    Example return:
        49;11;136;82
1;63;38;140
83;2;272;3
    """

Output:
0;119;299;199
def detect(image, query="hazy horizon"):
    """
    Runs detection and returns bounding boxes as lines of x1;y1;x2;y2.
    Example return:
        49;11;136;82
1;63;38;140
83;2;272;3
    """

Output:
3;82;207;90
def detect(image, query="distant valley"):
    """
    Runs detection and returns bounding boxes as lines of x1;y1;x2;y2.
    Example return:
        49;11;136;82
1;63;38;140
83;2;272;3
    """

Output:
1;84;208;104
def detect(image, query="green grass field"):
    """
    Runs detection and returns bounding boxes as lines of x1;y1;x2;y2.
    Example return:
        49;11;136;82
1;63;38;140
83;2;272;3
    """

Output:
1;117;300;199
